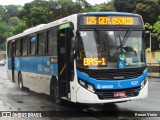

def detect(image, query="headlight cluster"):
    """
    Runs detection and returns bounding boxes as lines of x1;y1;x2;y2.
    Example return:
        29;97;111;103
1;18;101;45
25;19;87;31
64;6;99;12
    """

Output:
141;77;148;89
78;79;95;93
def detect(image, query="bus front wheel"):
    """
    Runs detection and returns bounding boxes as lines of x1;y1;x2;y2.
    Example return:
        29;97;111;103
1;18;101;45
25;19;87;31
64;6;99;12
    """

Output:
18;73;24;90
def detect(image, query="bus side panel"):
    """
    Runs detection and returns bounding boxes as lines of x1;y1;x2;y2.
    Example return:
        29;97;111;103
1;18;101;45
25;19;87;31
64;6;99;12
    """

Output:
18;56;58;95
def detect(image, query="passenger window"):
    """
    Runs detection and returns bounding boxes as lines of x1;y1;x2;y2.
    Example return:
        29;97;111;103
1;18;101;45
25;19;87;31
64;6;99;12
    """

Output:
16;39;22;56
22;37;28;56
47;30;57;55
30;36;37;55
38;32;46;55
7;42;12;58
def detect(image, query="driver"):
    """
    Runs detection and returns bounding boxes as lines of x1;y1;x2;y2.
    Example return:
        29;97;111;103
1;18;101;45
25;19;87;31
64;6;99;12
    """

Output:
98;31;117;59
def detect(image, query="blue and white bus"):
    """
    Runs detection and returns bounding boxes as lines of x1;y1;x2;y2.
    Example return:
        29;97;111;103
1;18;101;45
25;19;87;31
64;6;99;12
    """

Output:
7;12;148;104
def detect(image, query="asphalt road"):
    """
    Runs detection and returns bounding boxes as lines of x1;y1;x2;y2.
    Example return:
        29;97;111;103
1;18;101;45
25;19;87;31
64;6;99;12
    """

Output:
0;65;160;120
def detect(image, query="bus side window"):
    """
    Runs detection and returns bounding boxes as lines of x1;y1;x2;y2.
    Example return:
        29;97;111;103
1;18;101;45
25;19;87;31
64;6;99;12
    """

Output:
37;32;46;55
15;39;22;56
30;36;37;56
22;37;28;56
7;41;12;58
47;30;57;55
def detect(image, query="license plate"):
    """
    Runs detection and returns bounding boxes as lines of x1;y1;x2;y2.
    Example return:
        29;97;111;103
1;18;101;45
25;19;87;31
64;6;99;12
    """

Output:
114;92;126;98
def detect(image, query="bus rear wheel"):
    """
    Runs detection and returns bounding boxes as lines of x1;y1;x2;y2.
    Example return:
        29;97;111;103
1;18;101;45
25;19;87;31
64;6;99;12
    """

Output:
50;78;61;104
18;73;24;90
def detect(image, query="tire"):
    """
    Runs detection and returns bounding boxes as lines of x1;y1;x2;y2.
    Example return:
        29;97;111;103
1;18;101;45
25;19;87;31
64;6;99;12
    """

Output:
18;73;24;90
50;78;61;104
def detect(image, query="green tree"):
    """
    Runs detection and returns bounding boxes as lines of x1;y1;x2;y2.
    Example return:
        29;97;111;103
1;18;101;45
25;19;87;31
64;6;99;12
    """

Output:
18;0;82;27
113;0;136;12
8;17;21;26
97;1;115;12
75;0;92;12
4;5;22;20
0;4;22;48
13;21;27;35
0;16;13;39
48;0;81;19
153;20;160;42
134;0;160;24
18;0;49;27
0;16;13;50
0;5;6;21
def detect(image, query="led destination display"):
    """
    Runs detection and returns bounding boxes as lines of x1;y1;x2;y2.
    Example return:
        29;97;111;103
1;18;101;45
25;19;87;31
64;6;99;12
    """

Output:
80;15;142;26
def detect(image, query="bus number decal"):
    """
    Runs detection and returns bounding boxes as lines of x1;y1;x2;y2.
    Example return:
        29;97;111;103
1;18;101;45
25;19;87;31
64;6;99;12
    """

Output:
86;16;97;25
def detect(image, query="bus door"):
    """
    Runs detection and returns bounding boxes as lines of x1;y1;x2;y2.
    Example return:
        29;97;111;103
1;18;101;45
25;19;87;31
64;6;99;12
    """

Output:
11;41;15;82
58;23;74;99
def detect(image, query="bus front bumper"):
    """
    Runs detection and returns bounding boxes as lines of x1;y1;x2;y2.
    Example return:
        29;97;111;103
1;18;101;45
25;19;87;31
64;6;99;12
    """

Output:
76;80;148;103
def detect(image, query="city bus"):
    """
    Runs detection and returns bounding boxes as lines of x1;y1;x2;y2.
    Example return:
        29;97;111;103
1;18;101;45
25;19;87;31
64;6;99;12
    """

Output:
7;12;148;104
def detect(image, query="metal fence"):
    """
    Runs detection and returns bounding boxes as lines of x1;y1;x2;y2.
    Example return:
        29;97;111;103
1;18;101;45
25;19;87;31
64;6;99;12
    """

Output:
0;51;6;60
147;63;160;77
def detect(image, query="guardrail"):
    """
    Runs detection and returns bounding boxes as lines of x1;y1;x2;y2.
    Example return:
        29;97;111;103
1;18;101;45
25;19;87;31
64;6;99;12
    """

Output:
0;51;6;60
147;63;160;77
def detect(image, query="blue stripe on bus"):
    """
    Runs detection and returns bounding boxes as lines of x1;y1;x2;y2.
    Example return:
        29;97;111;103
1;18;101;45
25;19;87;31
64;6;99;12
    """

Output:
77;68;148;90
8;56;58;76
87;12;134;15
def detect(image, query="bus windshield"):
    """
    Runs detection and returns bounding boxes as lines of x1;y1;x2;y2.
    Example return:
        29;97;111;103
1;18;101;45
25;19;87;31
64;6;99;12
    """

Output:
76;30;145;69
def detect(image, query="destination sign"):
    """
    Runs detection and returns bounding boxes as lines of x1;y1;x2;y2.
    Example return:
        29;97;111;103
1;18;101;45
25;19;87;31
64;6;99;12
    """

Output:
80;16;142;26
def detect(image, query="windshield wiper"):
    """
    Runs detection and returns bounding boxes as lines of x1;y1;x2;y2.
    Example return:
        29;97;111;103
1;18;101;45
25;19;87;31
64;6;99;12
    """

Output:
120;28;132;47
95;28;101;36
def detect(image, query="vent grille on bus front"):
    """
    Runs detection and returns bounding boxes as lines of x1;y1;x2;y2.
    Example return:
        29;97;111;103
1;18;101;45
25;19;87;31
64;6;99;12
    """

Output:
95;87;140;100
77;66;146;80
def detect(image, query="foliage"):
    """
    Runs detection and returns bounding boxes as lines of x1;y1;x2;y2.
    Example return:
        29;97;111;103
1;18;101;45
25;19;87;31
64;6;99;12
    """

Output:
13;22;27;35
113;0;136;12
0;5;21;50
92;1;115;12
4;5;22;20
0;5;6;21
134;0;160;24
0;16;13;50
49;0;81;19
1;0;160;50
8;17;21;26
18;0;82;27
75;0;92;12
18;0;49;27
153;20;160;42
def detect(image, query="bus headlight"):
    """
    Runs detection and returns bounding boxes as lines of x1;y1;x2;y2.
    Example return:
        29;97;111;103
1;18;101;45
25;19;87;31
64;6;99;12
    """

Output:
87;84;95;93
141;77;147;89
79;79;85;87
78;79;95;93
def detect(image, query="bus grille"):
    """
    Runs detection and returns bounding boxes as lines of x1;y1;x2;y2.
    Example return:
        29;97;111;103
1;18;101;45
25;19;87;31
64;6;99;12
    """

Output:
95;87;141;100
77;66;146;80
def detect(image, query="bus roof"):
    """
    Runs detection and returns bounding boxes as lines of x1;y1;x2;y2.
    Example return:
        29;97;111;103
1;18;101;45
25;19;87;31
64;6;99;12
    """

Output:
7;12;141;41
7;14;78;41
87;12;134;16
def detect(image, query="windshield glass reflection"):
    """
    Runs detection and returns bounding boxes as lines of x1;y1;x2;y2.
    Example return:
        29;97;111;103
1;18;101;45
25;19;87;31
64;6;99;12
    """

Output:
76;30;145;69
